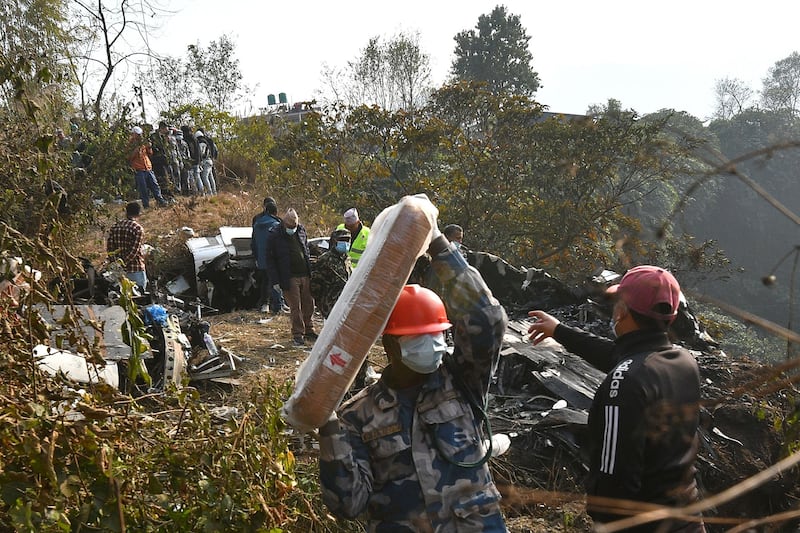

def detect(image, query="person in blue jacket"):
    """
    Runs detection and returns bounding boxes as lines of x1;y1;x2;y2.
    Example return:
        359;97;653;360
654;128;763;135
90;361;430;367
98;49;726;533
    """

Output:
251;197;282;313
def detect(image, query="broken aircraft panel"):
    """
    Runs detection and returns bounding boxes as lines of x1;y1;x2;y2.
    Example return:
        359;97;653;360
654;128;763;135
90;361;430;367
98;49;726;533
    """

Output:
35;304;132;361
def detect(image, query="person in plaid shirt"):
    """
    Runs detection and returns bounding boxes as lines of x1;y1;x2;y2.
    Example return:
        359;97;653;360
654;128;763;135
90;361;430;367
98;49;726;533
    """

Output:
107;201;147;291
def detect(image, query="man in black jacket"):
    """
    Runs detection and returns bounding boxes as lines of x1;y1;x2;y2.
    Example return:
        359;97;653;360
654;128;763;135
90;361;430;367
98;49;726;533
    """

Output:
265;208;316;346
528;266;705;532
180;125;203;195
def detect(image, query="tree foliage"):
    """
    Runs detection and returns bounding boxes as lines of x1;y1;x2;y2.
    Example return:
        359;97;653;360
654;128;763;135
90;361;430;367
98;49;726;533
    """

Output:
320;31;432;111
186;35;243;112
713;76;754;121
0;0;71;108
281;84;701;279
218;112;276;183
689;108;800;324
143;55;195;113
450;5;539;97
761;51;800;117
0;49;83;236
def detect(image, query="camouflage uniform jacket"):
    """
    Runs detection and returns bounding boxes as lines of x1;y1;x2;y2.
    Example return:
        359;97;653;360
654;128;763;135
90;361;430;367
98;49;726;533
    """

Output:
310;250;351;317
319;243;509;532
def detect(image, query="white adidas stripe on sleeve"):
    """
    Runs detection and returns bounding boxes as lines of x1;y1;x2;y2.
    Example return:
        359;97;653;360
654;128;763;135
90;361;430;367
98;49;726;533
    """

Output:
601;405;619;474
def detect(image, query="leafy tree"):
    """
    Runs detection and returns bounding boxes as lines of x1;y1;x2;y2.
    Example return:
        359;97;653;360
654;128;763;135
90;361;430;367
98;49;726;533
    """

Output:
269;103;378;201
349;38;390;108
761;51;800;117
0;0;72;110
143;55;195;114
693;108;800;324
162;103;235;138
292;83;701;279
450;5;539;96
320;31;432;111
713;76;754;120
223;116;274;181
186;35;243;112
614;107;732;286
637;109;721;231
423;85;701;277
386;32;432;111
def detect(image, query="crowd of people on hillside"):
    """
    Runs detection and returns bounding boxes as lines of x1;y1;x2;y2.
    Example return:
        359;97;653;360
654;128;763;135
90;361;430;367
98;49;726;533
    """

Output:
128;122;219;206
54;120;220;209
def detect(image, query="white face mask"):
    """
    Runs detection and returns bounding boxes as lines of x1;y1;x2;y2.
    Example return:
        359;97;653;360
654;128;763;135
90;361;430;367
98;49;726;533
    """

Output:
285;227;297;235
398;332;447;374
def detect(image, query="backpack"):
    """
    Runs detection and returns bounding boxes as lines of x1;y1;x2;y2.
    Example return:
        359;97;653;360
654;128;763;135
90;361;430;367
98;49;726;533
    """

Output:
197;138;209;160
205;136;218;159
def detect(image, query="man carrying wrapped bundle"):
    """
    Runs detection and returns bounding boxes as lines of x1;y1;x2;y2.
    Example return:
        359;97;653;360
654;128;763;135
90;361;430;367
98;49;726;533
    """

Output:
318;207;509;531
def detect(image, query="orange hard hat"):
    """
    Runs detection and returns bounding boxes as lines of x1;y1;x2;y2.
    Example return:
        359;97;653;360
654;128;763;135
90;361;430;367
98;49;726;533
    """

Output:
384;284;452;335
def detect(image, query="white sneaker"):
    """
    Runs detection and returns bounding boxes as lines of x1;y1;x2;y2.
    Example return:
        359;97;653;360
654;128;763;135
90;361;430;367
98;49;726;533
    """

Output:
259;304;269;313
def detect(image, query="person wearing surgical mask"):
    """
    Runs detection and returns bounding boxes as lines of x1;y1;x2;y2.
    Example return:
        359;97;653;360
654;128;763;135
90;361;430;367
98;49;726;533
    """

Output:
309;228;352;318
264;207;316;346
319;207;510;532
527;267;705;532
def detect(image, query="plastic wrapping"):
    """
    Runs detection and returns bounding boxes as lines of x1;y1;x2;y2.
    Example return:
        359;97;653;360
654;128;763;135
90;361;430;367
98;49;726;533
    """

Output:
281;195;436;431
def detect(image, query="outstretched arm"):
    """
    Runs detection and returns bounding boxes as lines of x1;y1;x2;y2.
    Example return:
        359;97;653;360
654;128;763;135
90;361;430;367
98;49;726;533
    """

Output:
528;310;616;372
527;310;560;344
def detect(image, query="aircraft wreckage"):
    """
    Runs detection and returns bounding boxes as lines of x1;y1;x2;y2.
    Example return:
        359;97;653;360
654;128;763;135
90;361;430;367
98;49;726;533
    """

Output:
24;226;800;526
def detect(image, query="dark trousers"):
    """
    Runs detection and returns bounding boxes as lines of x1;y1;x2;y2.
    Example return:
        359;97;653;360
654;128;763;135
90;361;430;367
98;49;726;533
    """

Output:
256;269;282;312
134;170;165;208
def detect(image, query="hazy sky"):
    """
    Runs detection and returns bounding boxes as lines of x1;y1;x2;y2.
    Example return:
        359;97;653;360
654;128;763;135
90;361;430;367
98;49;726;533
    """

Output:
149;0;800;120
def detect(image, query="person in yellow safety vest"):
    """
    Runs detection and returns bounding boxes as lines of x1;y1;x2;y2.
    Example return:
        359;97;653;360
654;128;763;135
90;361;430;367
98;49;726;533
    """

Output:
337;207;370;268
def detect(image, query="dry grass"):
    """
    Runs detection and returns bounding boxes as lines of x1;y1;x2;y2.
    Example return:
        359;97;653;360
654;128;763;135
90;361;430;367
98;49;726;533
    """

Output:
205;310;387;389
208;310;311;384
76;190;341;261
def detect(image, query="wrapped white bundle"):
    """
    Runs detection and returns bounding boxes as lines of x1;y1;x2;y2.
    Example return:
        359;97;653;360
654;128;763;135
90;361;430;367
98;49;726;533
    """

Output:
281;195;436;431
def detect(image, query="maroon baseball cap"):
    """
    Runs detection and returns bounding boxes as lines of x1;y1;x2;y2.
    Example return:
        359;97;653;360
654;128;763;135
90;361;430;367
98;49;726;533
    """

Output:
606;265;681;322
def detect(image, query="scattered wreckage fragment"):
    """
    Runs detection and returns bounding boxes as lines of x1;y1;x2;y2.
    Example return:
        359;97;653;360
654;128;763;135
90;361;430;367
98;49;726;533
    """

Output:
174;226;329;314
183;226;259;313
33;302;189;392
35;254;241;390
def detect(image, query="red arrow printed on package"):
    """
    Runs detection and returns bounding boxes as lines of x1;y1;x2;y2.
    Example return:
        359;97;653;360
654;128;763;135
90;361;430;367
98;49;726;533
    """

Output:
323;345;353;375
